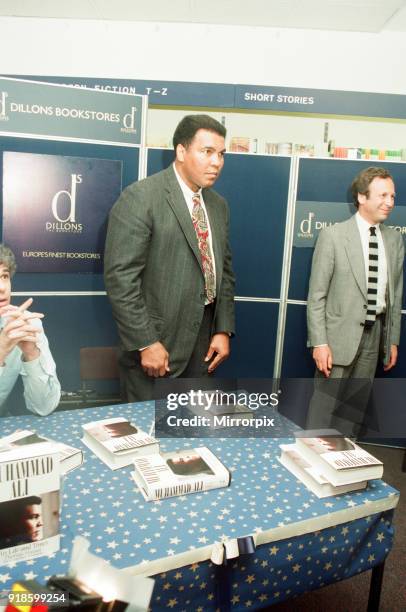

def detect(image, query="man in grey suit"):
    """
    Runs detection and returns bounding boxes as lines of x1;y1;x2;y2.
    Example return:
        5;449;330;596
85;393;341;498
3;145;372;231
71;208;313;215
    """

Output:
306;166;404;433
104;115;235;401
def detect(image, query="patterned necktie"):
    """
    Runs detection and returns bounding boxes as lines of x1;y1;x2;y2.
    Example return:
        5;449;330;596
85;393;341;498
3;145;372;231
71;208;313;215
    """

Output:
365;226;378;327
191;193;216;303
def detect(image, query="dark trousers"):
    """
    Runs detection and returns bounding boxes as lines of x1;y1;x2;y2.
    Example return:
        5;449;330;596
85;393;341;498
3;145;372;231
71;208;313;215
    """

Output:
306;317;382;437
119;303;215;402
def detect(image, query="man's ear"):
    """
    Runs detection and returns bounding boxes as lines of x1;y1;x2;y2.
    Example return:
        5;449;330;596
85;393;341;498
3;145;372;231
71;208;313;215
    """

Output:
176;143;186;163
358;192;366;207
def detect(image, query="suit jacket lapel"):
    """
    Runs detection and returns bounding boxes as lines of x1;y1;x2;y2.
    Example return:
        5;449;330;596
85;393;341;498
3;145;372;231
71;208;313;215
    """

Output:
344;216;367;299
164;166;203;270
380;224;394;303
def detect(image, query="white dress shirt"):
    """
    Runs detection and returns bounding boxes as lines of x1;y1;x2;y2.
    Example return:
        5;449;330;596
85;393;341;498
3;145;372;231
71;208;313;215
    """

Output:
355;212;387;314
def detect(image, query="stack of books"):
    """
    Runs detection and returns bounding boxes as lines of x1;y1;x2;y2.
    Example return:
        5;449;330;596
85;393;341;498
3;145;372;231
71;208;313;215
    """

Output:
81;417;231;500
279;430;383;498
81;416;159;470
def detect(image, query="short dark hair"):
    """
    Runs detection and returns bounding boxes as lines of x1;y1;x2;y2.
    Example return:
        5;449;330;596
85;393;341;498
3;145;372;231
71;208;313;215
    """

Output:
0;244;16;277
173;114;226;151
351;166;393;208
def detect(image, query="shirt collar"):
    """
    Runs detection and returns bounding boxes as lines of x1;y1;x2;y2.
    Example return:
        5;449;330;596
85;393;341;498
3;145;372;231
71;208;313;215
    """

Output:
173;163;202;199
356;211;380;235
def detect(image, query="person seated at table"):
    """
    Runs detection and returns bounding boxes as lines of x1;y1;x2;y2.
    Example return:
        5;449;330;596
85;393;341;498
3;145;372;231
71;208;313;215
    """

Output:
0;495;44;549
0;244;60;416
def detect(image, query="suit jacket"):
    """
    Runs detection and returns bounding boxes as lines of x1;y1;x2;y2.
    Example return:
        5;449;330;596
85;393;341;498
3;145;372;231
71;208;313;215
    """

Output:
104;165;235;375
307;215;404;366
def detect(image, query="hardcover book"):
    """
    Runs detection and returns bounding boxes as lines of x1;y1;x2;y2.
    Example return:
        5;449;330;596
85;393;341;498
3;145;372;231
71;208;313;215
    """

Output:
295;430;383;486
0;430;83;475
0;444;60;565
131;446;230;501
279;443;367;498
82;417;159;470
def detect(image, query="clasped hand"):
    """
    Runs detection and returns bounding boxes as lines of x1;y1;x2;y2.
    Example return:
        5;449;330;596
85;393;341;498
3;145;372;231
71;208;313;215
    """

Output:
0;298;43;364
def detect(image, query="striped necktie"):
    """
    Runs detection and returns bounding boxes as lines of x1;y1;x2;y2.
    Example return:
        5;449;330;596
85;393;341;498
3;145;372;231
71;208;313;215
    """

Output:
191;193;216;303
365;225;378;327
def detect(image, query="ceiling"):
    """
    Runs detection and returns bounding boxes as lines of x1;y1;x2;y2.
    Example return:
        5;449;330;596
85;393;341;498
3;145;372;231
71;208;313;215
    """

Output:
1;0;406;33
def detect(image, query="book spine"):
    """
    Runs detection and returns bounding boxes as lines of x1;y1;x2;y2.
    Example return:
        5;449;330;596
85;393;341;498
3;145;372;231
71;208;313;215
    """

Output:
150;474;230;501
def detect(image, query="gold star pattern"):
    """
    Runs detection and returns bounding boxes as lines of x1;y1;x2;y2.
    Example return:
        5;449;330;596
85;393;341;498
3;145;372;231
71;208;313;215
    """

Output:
166;598;178;608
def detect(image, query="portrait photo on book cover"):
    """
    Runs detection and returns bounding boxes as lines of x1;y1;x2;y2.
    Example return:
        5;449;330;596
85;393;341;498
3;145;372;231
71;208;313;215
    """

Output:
309;437;356;453
0;490;59;550
86;421;138;442
0;432;47;452
166;452;215;477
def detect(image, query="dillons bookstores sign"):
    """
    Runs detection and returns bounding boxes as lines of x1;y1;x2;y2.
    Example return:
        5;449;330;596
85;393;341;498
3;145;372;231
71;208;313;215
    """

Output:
294;201;406;248
0;81;143;145
0;90;138;132
2;152;122;273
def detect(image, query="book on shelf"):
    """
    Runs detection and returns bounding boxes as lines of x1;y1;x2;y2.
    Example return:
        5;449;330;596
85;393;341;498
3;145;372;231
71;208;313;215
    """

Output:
0;443;60;564
279;443;367;498
294;430;383;486
0;429;83;475
131;446;230;501
81;416;159;470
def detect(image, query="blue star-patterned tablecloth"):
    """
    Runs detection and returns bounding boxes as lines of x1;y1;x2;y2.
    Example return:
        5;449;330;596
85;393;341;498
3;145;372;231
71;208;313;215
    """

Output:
0;403;399;611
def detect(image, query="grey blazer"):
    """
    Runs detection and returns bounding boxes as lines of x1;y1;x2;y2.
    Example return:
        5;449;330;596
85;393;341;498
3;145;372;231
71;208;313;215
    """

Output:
307;215;404;366
104;165;235;375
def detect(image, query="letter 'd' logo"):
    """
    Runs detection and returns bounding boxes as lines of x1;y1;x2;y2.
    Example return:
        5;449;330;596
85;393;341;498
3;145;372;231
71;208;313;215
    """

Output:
51;174;82;222
122;107;137;130
300;212;314;235
0;92;8;117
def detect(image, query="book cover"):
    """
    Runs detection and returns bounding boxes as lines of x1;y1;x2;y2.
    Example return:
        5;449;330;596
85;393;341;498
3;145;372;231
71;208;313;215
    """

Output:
0;430;83;475
279;443;367;498
132;446;230;501
82;417;159;470
295;431;383;485
0;445;60;565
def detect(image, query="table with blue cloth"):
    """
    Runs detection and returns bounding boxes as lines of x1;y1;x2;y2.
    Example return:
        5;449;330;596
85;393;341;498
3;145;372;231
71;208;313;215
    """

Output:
0;403;399;611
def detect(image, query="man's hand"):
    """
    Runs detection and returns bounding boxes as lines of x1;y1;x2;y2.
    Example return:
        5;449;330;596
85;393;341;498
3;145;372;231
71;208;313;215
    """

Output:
312;345;333;377
0;298;43;365
205;333;230;373
383;344;398;371
140;341;170;377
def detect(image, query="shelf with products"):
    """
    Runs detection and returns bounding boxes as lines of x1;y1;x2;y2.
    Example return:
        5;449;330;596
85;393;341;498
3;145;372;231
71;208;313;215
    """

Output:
146;106;406;162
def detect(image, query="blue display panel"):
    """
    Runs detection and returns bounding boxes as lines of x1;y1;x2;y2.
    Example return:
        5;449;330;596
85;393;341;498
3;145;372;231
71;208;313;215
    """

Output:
281;303;314;378
27;295;118;390
216;301;279;378
147;147;173;176
289;158;406;305
147;148;291;298
376;313;406;378
0;137;139;291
